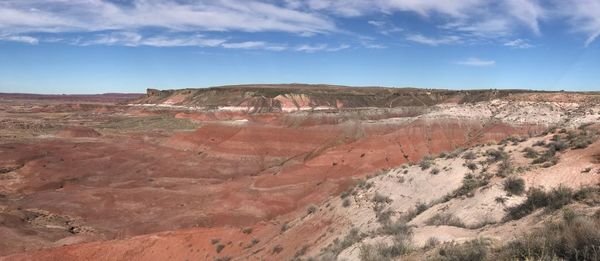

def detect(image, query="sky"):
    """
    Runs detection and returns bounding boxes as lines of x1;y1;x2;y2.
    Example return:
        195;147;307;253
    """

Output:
0;0;599;94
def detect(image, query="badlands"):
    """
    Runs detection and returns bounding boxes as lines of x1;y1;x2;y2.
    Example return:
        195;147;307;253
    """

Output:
0;85;599;260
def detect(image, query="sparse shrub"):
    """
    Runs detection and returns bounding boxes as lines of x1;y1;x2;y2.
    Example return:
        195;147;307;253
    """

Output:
377;209;394;224
453;174;487;198
307;205;318;214
424;237;440;250
485;149;508;163
320;227;364;258
398;176;405;183
522;147;538;158
379;220;412;237
430;168;440;175
342;198;351;207
532;140;545;146
272;244;283;254
505;187;550;220
358;180;374;190
293;245;309;258
404;202;429;222
495;158;513;177
242;227;253;234
415;202;429;215
372;193;392;204
425;213;465;227
505;186;574;220
435;239;488;261
211;238;220;245
503;176;525;196
280;223;289;233
546;186;573;210
446;148;465;159
462;151;476;160
216;244;225;253
465;162;478;171
340;189;352;199
495;196;507;204
546;140;568;152
498;214;600;261
420;158;433;170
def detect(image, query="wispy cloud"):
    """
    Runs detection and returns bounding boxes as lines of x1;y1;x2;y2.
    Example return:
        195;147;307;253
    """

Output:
0;1;336;35
406;34;461;46
0;0;599;48
505;39;534;48
557;0;600;46
0;34;38;44
367;20;402;35
295;43;349;53
456;57;496;66
79;32;225;47
222;41;287;51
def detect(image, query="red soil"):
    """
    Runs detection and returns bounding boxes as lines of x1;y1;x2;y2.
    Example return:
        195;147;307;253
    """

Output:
0;103;543;260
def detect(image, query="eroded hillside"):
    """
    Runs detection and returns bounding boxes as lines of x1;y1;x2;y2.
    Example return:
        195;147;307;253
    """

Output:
0;87;599;260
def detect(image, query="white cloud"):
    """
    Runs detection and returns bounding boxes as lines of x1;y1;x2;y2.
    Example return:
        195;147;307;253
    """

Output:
80;32;225;47
367;20;402;35
222;41;287;51
456;57;496;66
406;34;461;46
0;34;39;44
504;39;533;48
0;1;598;48
556;0;600;46
504;0;545;34
0;0;336;35
295;43;349;53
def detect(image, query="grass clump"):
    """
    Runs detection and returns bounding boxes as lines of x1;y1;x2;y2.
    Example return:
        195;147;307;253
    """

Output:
452;173;488;198
320;227;364;258
485;149;508;163
505;186;574;220
495;158;513;177
242;227;253;234
372;193;392;204
425;213;465;227
499;213;600;261
503;176;525;196
307;205;318;214
433;238;489;261
272;244;283;254
430;168;440;175
462;151;477;160
522;147;539;158
420;157;434;170
342;198;351;207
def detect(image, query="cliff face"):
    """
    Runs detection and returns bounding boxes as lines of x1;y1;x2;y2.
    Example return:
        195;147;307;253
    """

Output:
134;84;528;112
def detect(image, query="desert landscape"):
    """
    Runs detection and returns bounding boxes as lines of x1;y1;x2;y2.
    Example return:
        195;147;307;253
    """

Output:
1;85;598;260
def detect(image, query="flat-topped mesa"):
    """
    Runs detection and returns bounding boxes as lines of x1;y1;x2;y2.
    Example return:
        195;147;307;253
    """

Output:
133;84;599;113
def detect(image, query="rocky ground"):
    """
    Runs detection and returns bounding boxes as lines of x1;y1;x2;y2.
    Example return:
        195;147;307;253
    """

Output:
0;87;599;260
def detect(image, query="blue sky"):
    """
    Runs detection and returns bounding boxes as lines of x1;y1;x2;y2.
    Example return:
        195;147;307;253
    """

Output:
0;0;599;94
